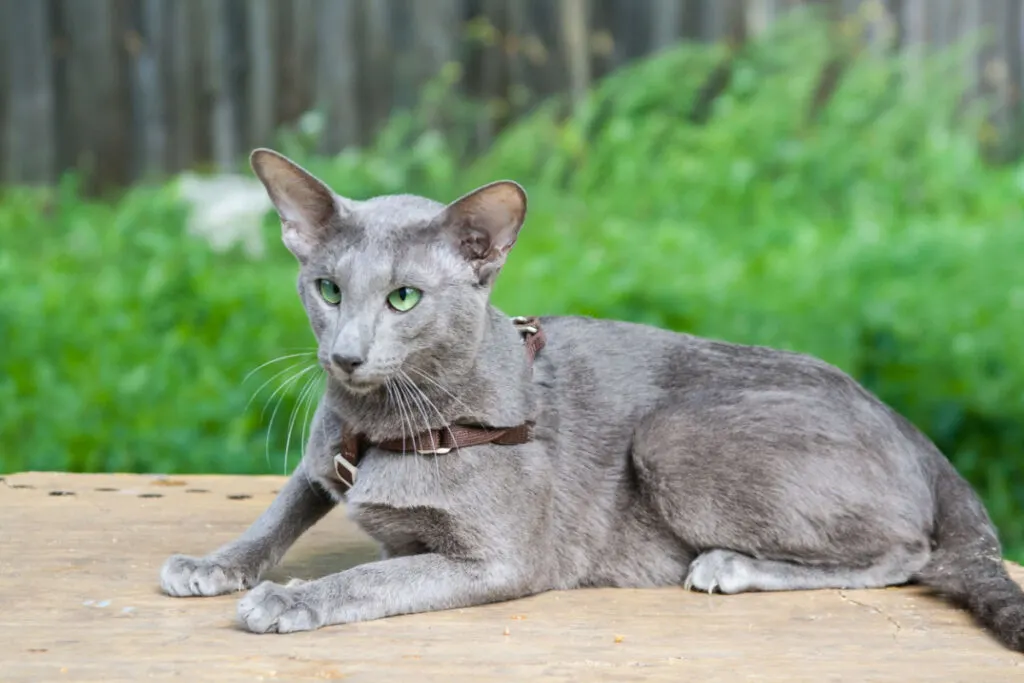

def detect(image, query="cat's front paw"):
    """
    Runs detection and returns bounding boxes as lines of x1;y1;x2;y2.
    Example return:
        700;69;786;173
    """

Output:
683;549;752;594
160;554;256;597
237;580;323;634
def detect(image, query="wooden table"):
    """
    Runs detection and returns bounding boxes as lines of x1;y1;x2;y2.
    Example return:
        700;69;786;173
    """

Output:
1;472;1022;682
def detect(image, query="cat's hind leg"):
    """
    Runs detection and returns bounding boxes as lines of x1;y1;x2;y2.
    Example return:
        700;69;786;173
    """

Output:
630;392;936;595
683;546;926;594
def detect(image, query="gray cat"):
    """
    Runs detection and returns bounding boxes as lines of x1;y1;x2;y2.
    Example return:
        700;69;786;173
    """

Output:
160;148;1024;652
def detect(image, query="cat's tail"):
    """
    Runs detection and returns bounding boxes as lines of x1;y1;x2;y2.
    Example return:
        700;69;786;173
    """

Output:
913;455;1024;652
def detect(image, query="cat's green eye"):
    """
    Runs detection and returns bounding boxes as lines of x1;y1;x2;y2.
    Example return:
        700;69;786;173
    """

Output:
317;279;342;305
387;286;422;312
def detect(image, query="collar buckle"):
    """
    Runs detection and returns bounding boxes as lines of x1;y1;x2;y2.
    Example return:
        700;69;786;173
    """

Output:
415;446;453;455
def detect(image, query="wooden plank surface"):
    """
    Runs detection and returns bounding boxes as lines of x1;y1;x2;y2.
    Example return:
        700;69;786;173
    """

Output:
1;472;1022;682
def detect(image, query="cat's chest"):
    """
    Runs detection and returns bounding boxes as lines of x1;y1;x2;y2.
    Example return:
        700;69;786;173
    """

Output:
335;446;527;555
342;456;469;554
344;499;468;555
308;443;446;501
342;450;456;506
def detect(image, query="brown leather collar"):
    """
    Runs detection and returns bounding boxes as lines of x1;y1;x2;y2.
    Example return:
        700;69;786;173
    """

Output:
333;316;545;487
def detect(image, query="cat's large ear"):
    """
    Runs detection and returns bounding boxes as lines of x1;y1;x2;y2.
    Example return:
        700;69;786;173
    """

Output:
249;148;351;262
434;180;527;285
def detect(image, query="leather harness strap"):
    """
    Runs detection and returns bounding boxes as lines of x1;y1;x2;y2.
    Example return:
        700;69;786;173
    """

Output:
333;316;545;487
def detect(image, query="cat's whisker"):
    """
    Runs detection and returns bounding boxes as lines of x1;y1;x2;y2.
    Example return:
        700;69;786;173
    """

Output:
412;388;444;485
284;368;322;475
401;374;433;445
298;371;324;469
300;391;333;501
299;371;325;466
401;370;458;444
396;378;420;454
402;371;460;483
257;362;315;421
393;377;428;481
384;380;409;456
261;365;309;471
289;370;319;465
263;365;318;472
405;365;473;414
256;361;316;472
399;371;447;482
242;351;317;384
400;373;431;433
390;379;414;477
244;359;310;413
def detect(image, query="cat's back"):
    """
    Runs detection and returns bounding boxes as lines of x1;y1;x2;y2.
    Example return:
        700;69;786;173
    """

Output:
535;314;859;397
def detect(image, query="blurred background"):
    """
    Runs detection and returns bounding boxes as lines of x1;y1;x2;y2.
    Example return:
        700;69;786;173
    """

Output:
1;0;1022;558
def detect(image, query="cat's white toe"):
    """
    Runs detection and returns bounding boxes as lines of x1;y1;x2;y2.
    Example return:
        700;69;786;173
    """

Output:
237;581;322;634
159;554;252;597
684;549;752;594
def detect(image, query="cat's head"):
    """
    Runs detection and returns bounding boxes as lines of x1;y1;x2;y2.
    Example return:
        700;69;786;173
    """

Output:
250;148;527;396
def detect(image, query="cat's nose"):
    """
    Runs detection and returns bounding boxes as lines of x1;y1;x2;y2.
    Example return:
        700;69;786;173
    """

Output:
331;353;364;374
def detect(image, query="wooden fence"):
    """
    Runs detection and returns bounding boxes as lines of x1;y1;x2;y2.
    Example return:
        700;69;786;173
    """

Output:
1;0;1022;193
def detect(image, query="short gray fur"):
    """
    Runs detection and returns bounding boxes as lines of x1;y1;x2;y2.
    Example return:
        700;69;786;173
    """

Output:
160;148;1024;652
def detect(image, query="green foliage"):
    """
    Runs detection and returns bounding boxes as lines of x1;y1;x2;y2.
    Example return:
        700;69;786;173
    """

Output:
1;12;1021;558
